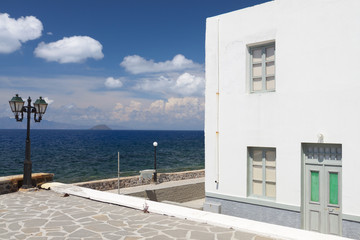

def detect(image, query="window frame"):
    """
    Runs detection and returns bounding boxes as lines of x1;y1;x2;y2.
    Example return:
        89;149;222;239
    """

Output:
249;43;276;93
248;147;276;200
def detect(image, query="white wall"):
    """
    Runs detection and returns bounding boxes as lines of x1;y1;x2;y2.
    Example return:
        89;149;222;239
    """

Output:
205;0;360;217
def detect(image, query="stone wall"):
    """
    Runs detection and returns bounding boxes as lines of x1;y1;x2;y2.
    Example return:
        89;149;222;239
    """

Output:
129;182;205;203
74;169;205;191
0;173;54;195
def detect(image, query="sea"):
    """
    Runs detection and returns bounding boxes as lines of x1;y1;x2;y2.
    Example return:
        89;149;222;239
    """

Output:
0;129;204;183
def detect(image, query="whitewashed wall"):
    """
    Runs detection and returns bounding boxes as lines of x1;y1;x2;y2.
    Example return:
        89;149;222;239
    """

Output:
205;0;360;217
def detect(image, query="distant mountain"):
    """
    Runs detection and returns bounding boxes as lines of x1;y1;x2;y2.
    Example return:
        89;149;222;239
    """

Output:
0;117;89;130
90;124;111;130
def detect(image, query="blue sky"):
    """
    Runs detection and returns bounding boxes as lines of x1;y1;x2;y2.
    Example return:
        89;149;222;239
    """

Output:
0;0;270;130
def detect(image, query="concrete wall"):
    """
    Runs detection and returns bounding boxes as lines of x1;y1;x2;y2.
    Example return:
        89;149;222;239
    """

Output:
205;0;360;226
0;173;54;194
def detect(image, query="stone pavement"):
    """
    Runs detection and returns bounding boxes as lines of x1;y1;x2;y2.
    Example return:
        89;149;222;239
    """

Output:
0;189;276;240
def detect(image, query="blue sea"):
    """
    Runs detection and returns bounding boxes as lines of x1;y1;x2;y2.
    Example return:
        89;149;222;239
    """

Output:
0;130;204;183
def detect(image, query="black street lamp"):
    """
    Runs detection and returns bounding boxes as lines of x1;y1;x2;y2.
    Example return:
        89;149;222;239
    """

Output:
9;94;48;189
153;141;158;182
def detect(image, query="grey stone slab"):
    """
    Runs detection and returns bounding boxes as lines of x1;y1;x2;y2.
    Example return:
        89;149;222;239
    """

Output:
177;224;209;232
234;231;257;240
21;227;40;234
108;220;127;227
145;235;173;240
190;231;215;240
0;232;19;239
91;214;109;221
102;233;124;240
141;231;160;237
137;227;157;234
46;231;67;237
84;223;119;232
14;234;27;240
163;229;189;238
68;212;97;219
68;229;98;238
254;236;275;240
209;226;231;233
23;218;48;227
52;214;74;221
217;232;235;240
146;224;171;230
124;237;142;240
44;220;75;228
62;225;80;233
48;237;66;240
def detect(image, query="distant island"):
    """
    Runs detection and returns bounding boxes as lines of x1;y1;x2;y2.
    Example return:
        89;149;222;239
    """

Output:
90;124;112;130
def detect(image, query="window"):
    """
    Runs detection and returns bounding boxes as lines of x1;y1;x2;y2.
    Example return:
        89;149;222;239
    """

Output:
248;147;276;199
249;43;275;92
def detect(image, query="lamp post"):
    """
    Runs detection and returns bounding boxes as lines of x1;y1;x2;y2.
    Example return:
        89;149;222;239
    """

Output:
153;141;158;182
9;94;48;189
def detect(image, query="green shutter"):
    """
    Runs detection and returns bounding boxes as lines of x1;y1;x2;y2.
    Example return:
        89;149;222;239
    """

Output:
311;171;319;202
329;173;339;205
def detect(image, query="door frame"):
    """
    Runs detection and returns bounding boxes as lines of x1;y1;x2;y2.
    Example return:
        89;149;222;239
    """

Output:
301;143;342;235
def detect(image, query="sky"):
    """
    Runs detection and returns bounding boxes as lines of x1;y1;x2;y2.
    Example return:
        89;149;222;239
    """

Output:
0;0;270;130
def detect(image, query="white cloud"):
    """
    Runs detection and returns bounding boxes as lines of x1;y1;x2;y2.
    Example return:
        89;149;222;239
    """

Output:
0;13;43;54
34;36;104;63
104;77;123;88
111;97;204;123
112;101;144;122
44;97;54;104
173;72;204;96
135;72;204;97
120;54;202;74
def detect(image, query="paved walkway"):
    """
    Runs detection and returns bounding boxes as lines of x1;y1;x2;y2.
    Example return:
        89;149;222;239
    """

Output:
0;189;274;240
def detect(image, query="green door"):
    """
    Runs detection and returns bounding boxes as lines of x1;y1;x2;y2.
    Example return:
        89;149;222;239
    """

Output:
303;144;342;235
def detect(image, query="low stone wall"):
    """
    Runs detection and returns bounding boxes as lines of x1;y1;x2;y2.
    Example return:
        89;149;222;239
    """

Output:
0;173;54;195
129;182;205;203
74;169;205;191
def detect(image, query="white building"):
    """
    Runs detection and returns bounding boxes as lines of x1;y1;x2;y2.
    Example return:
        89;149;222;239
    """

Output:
204;0;360;238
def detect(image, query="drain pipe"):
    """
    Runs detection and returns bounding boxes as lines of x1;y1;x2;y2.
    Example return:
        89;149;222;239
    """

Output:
215;18;220;188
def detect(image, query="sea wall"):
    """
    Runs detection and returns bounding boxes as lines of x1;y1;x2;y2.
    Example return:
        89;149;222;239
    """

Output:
74;169;205;191
0;173;54;195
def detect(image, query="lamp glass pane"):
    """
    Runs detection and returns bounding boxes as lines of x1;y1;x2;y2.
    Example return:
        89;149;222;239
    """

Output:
15;101;24;112
40;104;47;114
9;101;16;112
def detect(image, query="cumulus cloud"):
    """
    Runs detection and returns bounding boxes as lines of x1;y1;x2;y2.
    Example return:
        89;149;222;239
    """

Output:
112;101;144;122
104;77;123;88
111;97;204;123
44;97;54;104
0;13;43;53
135;72;204;97
34;36;104;63
120;54;202;74
173;72;204;96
